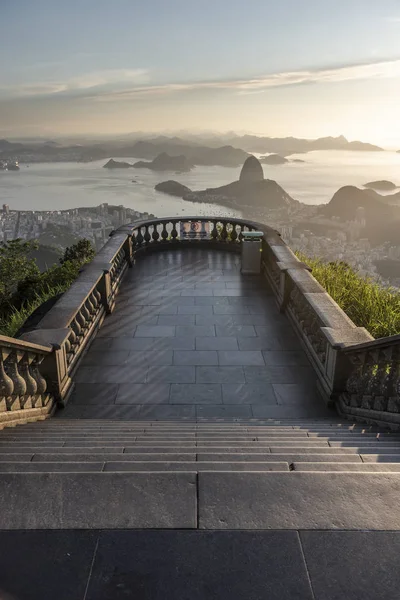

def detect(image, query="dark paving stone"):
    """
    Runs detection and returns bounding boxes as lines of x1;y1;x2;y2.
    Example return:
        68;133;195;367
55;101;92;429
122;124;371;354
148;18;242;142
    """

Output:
139;405;196;419
177;305;214;314
216;325;256;337
119;337;195;350
70;383;119;405
115;384;171;404
126;349;173;366
231;315;277;326
176;325;216;337
0;472;197;528
170;384;222;404
196;366;245;383
213;305;251;314
196;336;239;351
199;472;400;529
194;296;230;305
0;530;98;600
245;366;314;384
218;351;265;366
81;348;128;367
157;315;196;325
196;405;253;418
75;366;148;384
301;531;400;600
222;383;278;404
263;351;311;366
195;315;234;326
238;336;287;351
180;289;214;296
147;366;196;383
85;530;313;600
134;325;175;337
173;351;218;366
273;383;320;404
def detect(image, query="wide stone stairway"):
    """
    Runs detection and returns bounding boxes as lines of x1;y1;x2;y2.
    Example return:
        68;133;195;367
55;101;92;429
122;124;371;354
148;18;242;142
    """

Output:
1;249;400;599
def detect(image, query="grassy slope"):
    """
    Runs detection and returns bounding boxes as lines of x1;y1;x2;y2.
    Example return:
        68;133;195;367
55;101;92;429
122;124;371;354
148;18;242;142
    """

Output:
296;253;400;339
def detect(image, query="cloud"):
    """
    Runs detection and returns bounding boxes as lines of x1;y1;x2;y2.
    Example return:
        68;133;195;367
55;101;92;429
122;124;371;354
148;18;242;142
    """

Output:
1;59;400;103
386;16;400;22
88;58;400;102
0;69;149;98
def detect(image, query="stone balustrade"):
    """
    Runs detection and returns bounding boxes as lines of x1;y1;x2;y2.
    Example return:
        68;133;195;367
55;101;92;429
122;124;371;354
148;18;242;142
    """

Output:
0;335;54;427
1;215;399;428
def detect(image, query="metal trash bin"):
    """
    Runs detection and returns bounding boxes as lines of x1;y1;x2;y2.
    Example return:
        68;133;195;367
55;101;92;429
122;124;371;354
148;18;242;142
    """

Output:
241;231;263;274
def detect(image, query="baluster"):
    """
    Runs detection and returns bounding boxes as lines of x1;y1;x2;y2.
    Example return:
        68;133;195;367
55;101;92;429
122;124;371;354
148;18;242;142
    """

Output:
345;353;365;407
152;223;160;242
230;224;238;243
4;351;26;410
30;356;48;406
81;301;91;325
136;227;144;247
161;223;168;241
0;351;14;409
211;221;218;241
87;293;96;319
171;221;178;240
19;354;38;408
131;231;137;249
221;221;228;241
144;224;151;244
238;224;244;242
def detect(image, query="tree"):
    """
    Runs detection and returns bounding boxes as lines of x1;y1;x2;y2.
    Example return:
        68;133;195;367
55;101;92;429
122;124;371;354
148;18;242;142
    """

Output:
0;239;40;308
60;239;95;266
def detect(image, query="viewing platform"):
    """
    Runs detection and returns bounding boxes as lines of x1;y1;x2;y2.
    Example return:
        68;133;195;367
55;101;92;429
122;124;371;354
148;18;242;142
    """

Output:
61;246;331;420
1;217;400;599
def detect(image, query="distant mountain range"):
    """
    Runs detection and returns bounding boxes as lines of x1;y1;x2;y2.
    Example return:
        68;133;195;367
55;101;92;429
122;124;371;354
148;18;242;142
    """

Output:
0;133;386;167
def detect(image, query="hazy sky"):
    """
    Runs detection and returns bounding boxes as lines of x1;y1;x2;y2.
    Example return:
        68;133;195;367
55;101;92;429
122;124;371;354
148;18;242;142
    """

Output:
1;0;400;146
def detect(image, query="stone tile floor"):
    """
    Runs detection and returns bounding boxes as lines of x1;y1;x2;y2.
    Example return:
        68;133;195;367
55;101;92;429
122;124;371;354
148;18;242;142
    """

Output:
1;530;400;599
60;249;333;420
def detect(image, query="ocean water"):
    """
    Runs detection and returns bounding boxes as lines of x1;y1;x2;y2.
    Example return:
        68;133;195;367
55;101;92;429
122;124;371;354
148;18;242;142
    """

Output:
1;150;399;217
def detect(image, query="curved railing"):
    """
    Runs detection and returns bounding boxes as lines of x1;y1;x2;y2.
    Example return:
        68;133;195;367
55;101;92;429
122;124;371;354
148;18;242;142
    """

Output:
123;216;270;251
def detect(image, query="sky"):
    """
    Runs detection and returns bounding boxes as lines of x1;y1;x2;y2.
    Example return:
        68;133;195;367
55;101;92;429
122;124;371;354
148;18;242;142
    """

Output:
1;0;400;147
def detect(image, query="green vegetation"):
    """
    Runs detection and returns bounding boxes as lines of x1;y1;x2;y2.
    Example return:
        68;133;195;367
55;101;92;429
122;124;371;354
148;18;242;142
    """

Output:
0;238;95;337
296;253;400;339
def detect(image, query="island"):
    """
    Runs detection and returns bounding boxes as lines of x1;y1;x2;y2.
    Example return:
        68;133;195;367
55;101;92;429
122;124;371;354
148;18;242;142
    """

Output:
103;159;133;169
155;180;192;197
260;154;288;165
364;180;397;191
182;155;299;210
133;152;193;172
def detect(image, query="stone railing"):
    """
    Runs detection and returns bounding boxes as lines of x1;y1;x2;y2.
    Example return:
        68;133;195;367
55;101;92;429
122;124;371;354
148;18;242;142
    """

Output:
336;335;400;428
121;216;262;251
1;214;398;428
0;335;55;427
15;230;134;411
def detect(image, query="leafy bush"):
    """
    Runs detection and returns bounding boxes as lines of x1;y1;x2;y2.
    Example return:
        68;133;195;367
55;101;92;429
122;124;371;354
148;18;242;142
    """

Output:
296;253;400;339
0;238;95;337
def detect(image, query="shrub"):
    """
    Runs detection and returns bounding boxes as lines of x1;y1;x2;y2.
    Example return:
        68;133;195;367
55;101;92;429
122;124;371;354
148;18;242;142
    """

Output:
296;253;400;339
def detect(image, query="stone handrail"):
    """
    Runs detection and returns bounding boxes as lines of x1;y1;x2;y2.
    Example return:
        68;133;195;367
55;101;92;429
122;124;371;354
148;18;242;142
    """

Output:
0;334;55;426
334;334;400;427
17;230;134;408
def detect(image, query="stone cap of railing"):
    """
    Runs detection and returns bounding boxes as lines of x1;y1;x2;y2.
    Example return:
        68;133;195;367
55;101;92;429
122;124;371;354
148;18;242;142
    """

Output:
0;333;52;354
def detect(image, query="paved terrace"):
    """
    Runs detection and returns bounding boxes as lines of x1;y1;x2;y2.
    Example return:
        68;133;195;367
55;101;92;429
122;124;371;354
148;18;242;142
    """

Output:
61;248;333;420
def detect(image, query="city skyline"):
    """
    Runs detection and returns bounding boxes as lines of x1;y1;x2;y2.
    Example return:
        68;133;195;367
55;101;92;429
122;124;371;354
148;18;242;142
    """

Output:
1;0;400;147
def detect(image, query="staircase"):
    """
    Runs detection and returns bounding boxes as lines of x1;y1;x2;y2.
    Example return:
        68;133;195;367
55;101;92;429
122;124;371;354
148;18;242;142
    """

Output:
1;417;400;530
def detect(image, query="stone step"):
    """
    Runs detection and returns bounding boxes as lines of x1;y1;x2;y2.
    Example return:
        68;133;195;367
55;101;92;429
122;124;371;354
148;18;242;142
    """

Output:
0;445;376;454
197;453;362;462
292;463;400;472
198;472;400;530
0;472;197;529
0;461;290;473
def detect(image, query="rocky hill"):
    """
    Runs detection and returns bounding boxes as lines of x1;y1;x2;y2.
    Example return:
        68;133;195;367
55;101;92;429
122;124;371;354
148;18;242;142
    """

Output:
134;153;193;172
